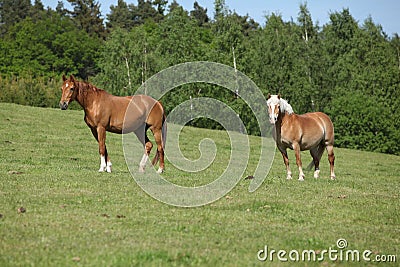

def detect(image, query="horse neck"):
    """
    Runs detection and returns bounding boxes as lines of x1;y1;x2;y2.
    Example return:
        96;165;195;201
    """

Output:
75;82;98;110
275;111;290;131
272;112;290;143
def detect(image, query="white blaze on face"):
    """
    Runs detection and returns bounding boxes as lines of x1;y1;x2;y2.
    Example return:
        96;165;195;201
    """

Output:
66;82;69;87
267;102;278;124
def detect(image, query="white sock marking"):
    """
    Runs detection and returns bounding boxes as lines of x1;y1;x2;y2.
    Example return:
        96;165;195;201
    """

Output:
140;154;149;167
99;155;106;172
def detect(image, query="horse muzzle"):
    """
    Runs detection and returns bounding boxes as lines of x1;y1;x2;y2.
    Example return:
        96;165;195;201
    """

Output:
269;115;278;124
60;101;69;110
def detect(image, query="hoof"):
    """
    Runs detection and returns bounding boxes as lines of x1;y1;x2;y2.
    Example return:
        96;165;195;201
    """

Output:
106;162;112;173
298;177;304;181
138;166;145;173
157;167;164;174
314;170;320;179
330;175;336;180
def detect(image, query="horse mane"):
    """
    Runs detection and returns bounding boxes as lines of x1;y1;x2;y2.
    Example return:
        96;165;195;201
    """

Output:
279;98;294;114
267;94;294;114
75;80;104;94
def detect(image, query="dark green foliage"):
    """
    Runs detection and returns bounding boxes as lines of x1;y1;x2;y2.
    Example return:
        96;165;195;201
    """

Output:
0;1;399;155
326;91;399;154
0;12;99;79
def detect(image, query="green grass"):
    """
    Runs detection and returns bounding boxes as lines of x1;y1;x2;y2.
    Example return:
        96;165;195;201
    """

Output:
0;103;399;266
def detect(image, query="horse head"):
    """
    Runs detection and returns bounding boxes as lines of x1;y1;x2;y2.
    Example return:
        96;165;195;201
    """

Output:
267;94;281;124
59;75;78;110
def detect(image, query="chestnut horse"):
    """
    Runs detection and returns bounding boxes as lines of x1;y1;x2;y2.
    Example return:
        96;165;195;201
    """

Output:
267;94;335;180
59;75;166;173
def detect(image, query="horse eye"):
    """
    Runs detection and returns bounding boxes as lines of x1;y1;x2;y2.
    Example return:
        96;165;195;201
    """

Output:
70;88;74;92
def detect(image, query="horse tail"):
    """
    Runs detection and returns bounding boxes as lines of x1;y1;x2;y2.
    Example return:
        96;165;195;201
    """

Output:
161;113;167;150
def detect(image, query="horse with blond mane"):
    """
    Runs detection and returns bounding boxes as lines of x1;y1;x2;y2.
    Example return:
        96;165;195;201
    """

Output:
267;94;335;180
59;75;166;173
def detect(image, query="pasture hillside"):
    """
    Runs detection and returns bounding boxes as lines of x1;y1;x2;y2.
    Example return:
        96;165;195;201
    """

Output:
0;103;399;266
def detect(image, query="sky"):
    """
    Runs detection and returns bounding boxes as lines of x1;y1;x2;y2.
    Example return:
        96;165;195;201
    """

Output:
41;0;400;36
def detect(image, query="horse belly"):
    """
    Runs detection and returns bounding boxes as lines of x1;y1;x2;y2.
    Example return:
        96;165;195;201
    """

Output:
107;97;142;133
106;112;144;134
107;125;123;134
277;136;294;150
123;95;155;132
299;130;324;150
122;119;144;133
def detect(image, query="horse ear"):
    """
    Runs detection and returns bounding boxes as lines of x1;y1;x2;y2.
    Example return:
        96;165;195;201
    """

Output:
70;75;75;82
267;93;271;99
62;74;67;81
277;93;281;99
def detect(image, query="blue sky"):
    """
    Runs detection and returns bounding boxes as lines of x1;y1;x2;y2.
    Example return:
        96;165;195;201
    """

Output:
41;0;400;35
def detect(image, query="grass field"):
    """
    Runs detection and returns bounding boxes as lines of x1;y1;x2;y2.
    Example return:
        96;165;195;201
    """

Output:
0;103;399;266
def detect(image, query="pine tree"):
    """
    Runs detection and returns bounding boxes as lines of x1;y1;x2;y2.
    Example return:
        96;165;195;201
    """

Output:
56;1;67;16
131;0;163;25
0;0;31;33
107;0;133;30
67;0;107;39
190;1;209;26
30;0;45;21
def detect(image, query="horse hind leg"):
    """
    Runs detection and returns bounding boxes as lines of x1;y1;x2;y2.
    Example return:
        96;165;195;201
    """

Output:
309;148;320;178
151;146;160;166
135;125;153;173
326;144;336;180
151;128;165;174
310;143;324;178
140;139;153;172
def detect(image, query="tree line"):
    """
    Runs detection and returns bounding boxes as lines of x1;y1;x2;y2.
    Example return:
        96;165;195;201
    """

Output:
0;0;399;155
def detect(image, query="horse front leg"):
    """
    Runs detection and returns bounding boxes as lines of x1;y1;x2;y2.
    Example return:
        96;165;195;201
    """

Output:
293;143;305;181
279;147;292;179
93;126;112;173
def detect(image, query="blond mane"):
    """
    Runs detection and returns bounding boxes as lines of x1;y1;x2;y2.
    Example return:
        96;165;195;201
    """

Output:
267;95;294;114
